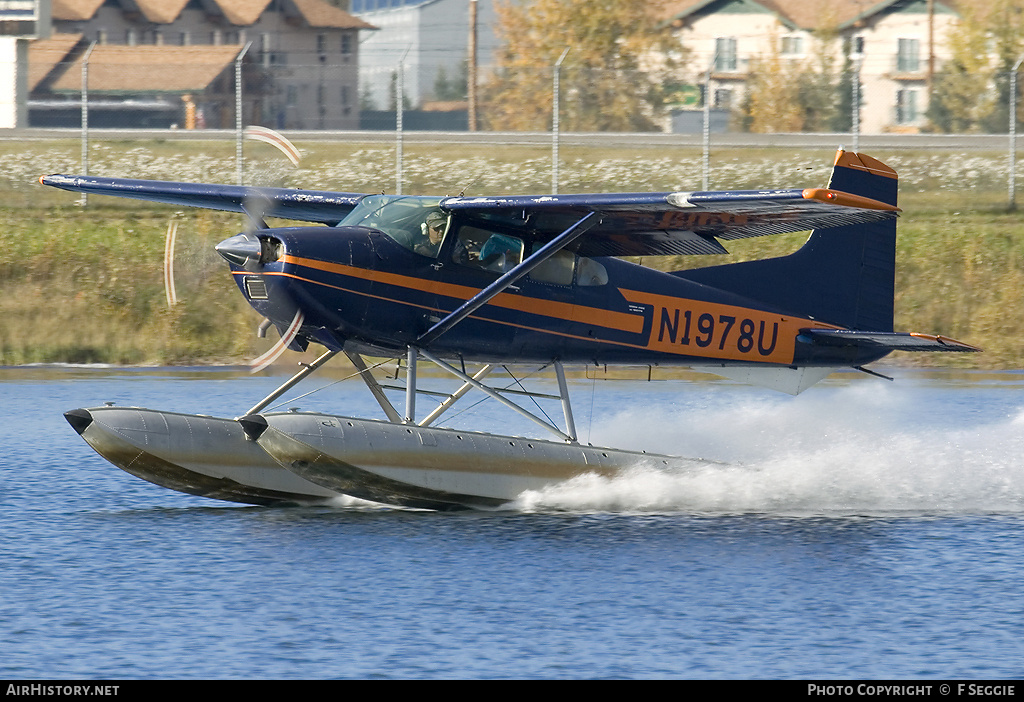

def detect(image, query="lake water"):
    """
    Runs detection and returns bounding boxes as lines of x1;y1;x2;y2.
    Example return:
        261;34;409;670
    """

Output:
2;365;1023;679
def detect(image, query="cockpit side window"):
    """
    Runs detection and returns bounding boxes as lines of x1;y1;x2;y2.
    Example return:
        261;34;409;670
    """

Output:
528;249;575;286
338;195;448;258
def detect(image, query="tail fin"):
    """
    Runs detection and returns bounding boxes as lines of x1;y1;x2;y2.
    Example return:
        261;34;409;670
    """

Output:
675;150;898;331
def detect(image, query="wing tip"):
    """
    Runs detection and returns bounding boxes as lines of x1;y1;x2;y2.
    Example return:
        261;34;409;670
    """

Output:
801;187;901;212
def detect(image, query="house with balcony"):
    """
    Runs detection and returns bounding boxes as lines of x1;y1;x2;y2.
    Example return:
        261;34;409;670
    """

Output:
662;0;966;133
30;0;375;129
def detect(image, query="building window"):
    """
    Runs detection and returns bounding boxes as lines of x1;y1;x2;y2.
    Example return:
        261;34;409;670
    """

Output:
713;88;733;109
341;33;352;55
897;38;920;72
896;89;919;123
780;35;802;55
714;37;737;71
317;34;326;54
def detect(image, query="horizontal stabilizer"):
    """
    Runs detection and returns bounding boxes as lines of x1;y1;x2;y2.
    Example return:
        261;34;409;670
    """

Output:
800;329;981;353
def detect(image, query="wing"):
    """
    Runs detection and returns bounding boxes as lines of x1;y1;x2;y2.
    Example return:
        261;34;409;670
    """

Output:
440;188;900;256
40;175;364;225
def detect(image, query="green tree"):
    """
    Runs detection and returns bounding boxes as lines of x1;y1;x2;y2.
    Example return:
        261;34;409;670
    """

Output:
483;0;684;131
927;0;1024;133
979;0;1024;132
434;62;468;102
927;2;999;132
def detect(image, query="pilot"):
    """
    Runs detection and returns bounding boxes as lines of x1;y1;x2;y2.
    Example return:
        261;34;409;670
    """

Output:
416;211;447;257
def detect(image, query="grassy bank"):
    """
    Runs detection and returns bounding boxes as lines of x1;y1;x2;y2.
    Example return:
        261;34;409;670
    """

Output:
0;139;1020;368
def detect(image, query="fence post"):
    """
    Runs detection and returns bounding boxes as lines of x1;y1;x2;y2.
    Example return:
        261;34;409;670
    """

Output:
235;41;252;186
80;41;96;207
852;52;863;153
552;48;569;194
468;0;478;132
1010;57;1024;211
396;57;405;195
702;51;717;191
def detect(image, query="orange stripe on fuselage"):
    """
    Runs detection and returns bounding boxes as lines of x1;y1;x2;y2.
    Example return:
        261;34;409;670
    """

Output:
281;254;645;335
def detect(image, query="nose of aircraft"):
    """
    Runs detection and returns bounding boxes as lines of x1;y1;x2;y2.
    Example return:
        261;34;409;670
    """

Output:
215;233;263;268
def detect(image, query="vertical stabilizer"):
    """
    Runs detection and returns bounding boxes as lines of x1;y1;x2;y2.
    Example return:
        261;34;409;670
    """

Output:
675;150;898;331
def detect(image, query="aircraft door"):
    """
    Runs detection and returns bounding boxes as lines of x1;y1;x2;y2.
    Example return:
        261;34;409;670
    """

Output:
437;223;525;353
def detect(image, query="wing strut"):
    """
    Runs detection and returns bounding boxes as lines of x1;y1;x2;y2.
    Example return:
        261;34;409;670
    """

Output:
416;211;600;347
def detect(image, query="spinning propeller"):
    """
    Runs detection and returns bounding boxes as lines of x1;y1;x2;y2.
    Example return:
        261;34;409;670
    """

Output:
162;127;303;371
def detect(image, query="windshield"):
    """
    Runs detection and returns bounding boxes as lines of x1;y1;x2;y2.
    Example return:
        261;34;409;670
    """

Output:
338;195;447;256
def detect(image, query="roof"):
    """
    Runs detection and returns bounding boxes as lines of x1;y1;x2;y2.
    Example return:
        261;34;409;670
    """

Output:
134;0;193;25
208;0;275;26
49;44;244;94
660;0;967;31
287;0;376;29
51;0;104;22
28;32;83;91
51;0;374;29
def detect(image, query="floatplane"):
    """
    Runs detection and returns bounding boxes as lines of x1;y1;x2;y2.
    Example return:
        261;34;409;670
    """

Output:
46;149;978;510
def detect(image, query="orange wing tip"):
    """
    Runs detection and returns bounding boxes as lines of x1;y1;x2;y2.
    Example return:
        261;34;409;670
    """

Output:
909;332;983;352
802;187;901;212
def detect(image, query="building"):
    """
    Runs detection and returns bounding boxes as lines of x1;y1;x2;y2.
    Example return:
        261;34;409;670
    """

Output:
348;0;497;110
30;0;375;129
662;0;964;133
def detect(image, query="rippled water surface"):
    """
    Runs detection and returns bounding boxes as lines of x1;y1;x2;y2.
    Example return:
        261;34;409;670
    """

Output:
2;366;1024;679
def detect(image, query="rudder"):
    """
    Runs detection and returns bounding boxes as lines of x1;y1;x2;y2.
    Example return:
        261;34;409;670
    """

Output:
674;150;898;331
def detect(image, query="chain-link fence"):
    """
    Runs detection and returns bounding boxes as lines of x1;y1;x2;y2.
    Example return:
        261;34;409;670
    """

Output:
18;55;1024;212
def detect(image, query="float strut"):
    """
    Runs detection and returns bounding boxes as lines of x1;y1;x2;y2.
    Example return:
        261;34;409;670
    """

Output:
240;349;338;417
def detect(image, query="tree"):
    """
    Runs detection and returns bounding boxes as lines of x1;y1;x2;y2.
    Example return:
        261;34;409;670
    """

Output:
434;62;468;102
482;0;684;131
737;23;843;133
927;2;999;132
928;0;1024;133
